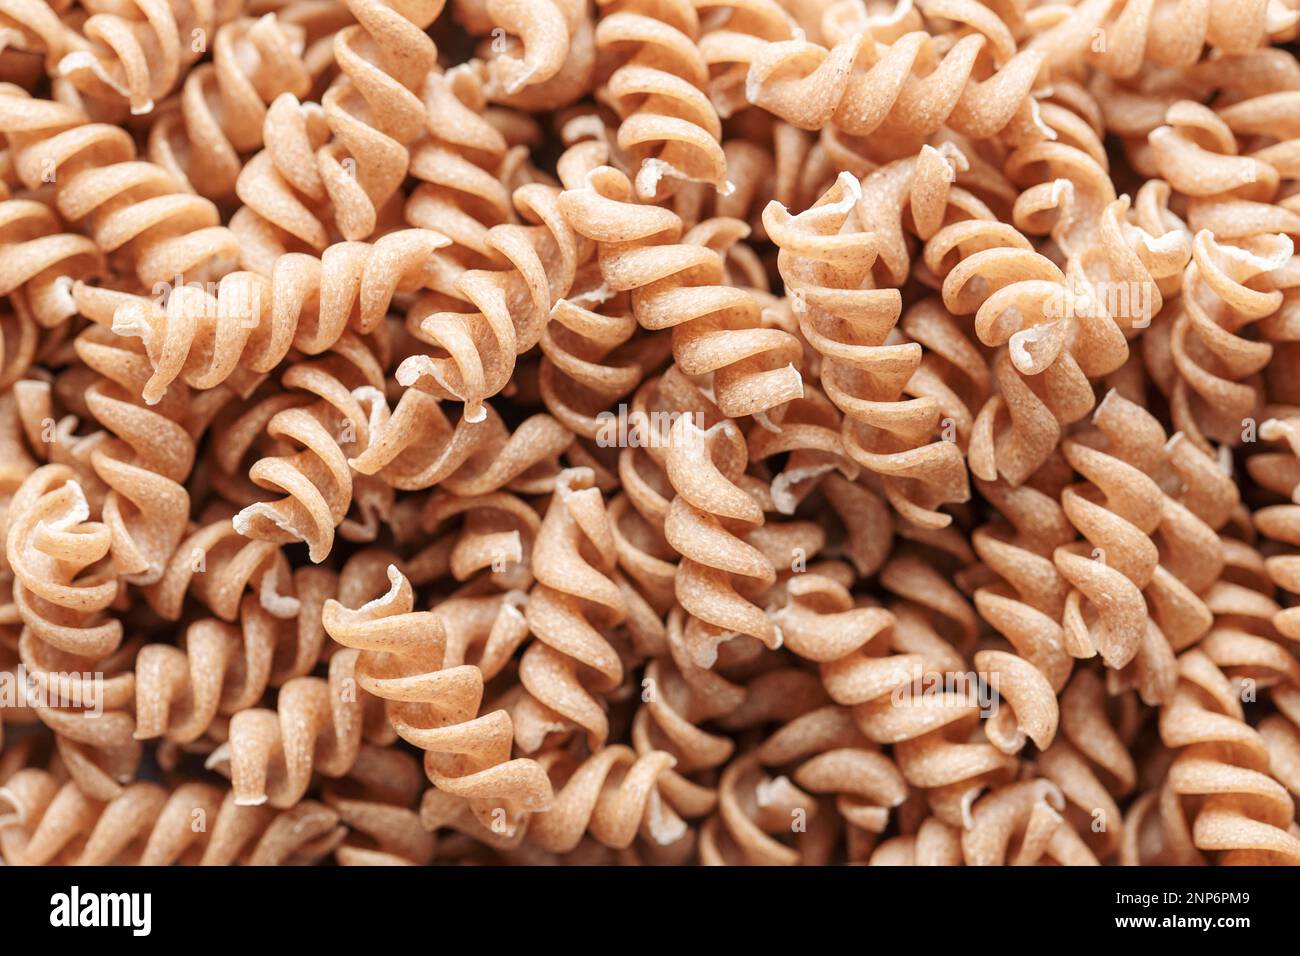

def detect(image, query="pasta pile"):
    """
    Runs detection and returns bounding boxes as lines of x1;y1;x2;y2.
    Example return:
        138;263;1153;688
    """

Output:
0;0;1299;868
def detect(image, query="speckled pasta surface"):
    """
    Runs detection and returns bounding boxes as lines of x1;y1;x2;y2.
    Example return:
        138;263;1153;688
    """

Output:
0;0;1298;868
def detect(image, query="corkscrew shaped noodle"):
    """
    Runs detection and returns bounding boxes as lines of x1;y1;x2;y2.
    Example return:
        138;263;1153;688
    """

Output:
0;770;346;864
1252;415;1300;643
688;663;836;864
821;584;1018;829
206;643;390;808
925;211;1128;485
757;583;911;860
590;0;728;201
1166;228;1292;452
322;558;553;837
1156;644;1300;863
404;62;531;267
744;17;1046;149
0;193;102;329
960;776;1099;865
1035;668;1139;861
1085;0;1298;80
655;411;787;667
744;381;859;518
396;177;582;423
6;464;140;800
629;649;738;842
349;387;574;493
968;476;1074;754
145;12;326;200
1053;390;1229;702
72;326;194;584
134;565;336;745
525;742;688;854
232;331;387;562
539;264;648;441
514;467;627;750
0;84;239;288
764;166;969;528
0;0;93;83
478;0;578;96
104;227;450;404
413;488;544;593
229;0;448;248
145;514;302;625
54;0;240;115
560;163;804;420
694;0;803;121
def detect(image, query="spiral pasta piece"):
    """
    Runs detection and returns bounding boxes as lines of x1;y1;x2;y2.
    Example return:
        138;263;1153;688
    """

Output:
744;18;1046;150
5;464;139;800
0;193;102;329
764;165;969;527
71;326;195;584
0;769;346;864
322;556;553;836
925;211;1129;485
53;0;239;115
395;175;582;423
0;84;239;288
559;162;804;421
322;745;436;865
1154;643;1300;863
512;467;628;749
230;0;444;247
1084;0;1298;80
134;564;336;745
1053;389;1230;702
231;331;387;562
103;227;450;403
205;642;393;808
144;12;329;200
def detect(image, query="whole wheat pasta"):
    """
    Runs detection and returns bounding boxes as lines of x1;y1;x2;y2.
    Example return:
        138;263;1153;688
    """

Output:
144;13;329;200
4;0;1300;875
558;161;805;421
1155;643;1300;863
589;0;728;201
0;192;102;328
205;642;395;807
0;767;347;864
230;330;388;561
451;0;595;111
71;325;196;583
395;165;582;424
743;12;1047;151
323;745;436;865
321;554;552;836
5;464;139;800
1052;390;1235;703
764;163;970;528
0;84;241;287
100;228;450;404
134;561;336;744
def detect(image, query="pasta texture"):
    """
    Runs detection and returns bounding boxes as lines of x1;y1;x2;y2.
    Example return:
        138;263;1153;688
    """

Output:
3;0;1300;871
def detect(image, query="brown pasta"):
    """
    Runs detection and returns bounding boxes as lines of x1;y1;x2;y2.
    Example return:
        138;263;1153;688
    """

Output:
3;0;1300;878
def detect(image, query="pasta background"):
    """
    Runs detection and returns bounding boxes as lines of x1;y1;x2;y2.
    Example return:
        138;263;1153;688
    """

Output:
0;0;1298;869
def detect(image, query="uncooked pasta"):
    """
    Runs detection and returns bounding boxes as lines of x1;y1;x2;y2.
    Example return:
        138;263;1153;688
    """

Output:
0;0;1299;878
